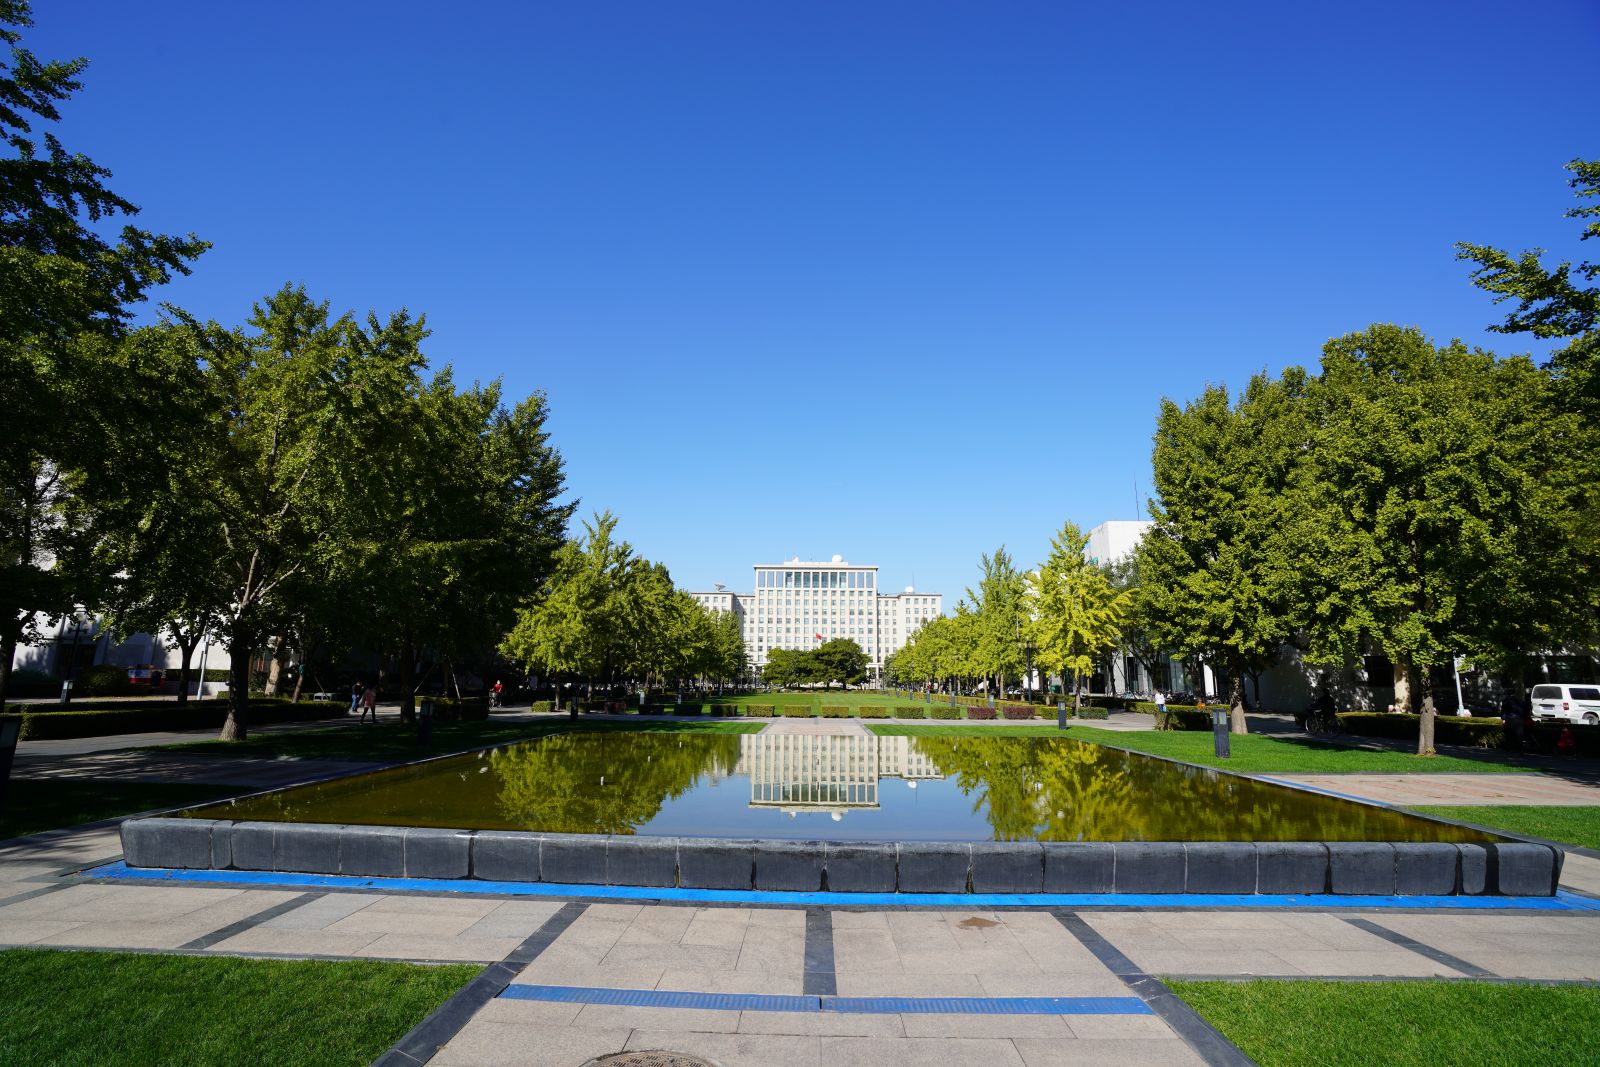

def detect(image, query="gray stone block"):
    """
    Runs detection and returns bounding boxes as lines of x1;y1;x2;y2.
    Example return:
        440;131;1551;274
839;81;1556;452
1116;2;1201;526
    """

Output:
1328;842;1396;895
1458;844;1488;895
823;842;897;893
339;824;405;878
1394;842;1459;895
1493;842;1559;896
121;817;214;869
404;828;472;879
472;830;541;882
753;840;825;892
229;821;277;871
1042;842;1115;893
969;842;1043;893
1184;842;1257;894
1256;842;1328;894
607;836;679;888
897;843;971;893
1113;842;1185;893
273;822;343;874
211;822;233;869
678;839;755;890
539;833;609;886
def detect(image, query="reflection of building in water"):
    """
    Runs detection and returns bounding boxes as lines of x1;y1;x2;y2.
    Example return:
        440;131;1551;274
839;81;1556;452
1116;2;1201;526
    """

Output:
738;734;943;814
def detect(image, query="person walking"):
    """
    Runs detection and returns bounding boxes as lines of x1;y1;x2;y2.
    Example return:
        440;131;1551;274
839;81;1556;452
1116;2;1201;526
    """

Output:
349;682;362;717
492;679;504;708
358;683;378;724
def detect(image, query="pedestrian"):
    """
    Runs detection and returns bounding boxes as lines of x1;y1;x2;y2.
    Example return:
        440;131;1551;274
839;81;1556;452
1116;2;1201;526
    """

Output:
492;679;504;708
1155;689;1167;716
1500;691;1527;753
1557;725;1577;758
359;683;378;724
349;681;362;717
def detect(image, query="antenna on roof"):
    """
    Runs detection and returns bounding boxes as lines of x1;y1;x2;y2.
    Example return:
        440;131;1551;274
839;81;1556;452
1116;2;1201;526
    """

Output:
1134;480;1141;520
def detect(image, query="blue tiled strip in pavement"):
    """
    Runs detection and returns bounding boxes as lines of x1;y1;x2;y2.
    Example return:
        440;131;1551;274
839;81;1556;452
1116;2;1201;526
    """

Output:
80;861;1600;912
498;983;1152;1015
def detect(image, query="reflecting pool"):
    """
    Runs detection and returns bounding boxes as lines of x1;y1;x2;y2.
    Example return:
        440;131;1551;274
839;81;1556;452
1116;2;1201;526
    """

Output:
185;732;1498;843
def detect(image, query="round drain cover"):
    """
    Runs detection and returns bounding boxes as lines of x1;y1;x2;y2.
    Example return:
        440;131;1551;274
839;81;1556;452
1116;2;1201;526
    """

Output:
581;1053;723;1067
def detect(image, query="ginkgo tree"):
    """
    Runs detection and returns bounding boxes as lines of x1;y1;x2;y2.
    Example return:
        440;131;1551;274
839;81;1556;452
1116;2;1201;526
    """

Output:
1025;521;1129;714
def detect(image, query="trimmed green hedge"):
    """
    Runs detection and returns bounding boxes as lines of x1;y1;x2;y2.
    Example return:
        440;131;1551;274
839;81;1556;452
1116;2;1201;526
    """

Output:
427;697;489;722
1075;707;1110;721
895;706;926;719
1155;708;1212;731
929;707;962;720
743;704;774;717
781;705;812;718
1337;712;1504;748
820;705;849;718
5;699;343;740
531;700;554;713
857;706;889;718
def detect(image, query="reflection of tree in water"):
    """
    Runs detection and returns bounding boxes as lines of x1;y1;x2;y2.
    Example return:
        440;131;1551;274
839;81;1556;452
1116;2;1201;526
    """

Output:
910;737;1490;843
492;734;743;833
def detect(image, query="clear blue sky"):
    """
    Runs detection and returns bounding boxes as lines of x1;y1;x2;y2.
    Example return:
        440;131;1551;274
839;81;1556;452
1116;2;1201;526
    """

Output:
30;1;1598;605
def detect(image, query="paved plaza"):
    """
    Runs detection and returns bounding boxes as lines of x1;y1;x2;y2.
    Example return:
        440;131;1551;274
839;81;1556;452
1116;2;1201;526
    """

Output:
4;714;1600;1064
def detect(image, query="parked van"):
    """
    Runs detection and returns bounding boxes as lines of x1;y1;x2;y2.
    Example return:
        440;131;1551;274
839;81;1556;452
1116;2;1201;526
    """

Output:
1530;684;1600;726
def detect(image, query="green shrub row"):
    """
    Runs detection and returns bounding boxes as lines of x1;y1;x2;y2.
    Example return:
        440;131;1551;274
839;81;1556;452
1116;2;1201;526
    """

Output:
531;700;554;713
1337;712;1504;748
819;705;849;718
1154;708;1213;731
781;705;812;718
743;704;774;717
4;699;342;740
896;705;926;718
1075;707;1110;720
929;707;962;720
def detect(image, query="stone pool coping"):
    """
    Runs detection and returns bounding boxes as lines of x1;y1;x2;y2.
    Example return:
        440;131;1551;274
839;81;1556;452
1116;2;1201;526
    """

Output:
119;819;1566;897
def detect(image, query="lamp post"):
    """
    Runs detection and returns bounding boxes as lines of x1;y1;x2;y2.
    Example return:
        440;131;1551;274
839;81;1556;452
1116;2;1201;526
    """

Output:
1022;636;1037;706
58;606;90;705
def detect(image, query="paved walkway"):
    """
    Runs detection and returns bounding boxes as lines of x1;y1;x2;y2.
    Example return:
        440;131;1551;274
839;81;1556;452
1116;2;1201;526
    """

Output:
1272;773;1600;807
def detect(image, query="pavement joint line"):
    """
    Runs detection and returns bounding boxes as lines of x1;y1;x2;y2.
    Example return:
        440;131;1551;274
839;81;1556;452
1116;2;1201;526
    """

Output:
499;984;1152;1015
176;890;328;951
371;900;588;1067
0;880;80;909
1160;973;1600;987
79;861;1600;912
802;905;836;996
0;942;486;966
1054;909;1258;1067
1339;915;1498;978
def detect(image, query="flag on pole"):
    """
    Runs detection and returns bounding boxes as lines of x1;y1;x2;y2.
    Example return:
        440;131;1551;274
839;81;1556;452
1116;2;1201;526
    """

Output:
814;633;824;641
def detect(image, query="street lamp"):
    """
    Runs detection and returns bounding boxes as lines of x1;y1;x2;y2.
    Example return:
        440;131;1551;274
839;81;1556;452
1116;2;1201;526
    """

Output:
58;605;91;705
1022;636;1037;705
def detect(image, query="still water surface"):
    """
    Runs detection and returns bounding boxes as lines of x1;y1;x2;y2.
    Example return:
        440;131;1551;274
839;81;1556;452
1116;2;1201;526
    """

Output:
186;732;1496;843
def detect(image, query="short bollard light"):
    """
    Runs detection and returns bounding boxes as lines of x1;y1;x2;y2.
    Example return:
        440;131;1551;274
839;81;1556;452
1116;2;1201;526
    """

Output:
58;679;73;706
1057;699;1067;730
1211;707;1231;758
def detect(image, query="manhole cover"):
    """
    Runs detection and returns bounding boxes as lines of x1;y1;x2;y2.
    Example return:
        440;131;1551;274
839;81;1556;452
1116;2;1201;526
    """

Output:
581;1053;723;1067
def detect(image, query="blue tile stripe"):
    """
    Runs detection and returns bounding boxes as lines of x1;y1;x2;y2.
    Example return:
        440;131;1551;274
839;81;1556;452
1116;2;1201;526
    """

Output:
80;862;1600;912
499;983;1152;1015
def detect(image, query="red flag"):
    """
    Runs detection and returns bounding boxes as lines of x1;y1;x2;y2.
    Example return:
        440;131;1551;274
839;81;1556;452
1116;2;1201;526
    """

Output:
814;633;824;641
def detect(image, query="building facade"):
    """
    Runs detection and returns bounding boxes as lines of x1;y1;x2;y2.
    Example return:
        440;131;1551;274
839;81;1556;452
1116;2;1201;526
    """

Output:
691;554;941;677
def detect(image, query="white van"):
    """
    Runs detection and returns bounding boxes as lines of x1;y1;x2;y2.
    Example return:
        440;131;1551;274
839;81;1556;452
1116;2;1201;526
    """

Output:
1530;684;1600;726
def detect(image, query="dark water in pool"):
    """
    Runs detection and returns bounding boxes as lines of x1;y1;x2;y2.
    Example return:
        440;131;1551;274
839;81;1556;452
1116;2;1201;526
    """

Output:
184;732;1497;843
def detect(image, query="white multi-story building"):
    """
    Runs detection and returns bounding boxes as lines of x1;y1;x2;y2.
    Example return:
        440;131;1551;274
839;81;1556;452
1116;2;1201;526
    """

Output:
691;554;941;676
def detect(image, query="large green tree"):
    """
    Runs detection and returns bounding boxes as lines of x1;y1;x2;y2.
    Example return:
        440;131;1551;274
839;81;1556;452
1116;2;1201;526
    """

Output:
1138;372;1308;733
0;1;206;705
965;547;1026;698
1026;521;1128;713
1299;324;1584;754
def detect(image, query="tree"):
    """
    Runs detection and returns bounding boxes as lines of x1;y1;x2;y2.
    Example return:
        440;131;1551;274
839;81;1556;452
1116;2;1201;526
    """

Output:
814;638;867;688
1299;324;1584;754
1459;158;1600;409
965;547;1026;697
0;1;206;706
1137;372;1307;733
1026;521;1129;713
762;647;802;689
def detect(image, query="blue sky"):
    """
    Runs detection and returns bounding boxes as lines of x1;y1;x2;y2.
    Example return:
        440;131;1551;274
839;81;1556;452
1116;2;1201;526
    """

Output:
29;1;1598;605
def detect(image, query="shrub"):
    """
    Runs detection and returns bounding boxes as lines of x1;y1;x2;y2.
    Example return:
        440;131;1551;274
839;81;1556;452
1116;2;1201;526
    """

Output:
712;705;738;717
1337;712;1505;748
1074;707;1110;721
1001;707;1036;720
781;705;812;718
9;699;340;740
427;696;489;721
1154;708;1212;731
968;706;998;720
82;663;140;697
742;704;774;717
1529;721;1600;757
6;668;59;699
929;707;962;720
820;704;849;718
895;705;926;719
638;705;665;715
857;706;889;718
531;700;553;714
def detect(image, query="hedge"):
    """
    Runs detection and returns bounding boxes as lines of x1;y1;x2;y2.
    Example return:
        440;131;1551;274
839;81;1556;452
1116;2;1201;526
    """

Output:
426;697;489;722
531;700;554;714
743;704;774;717
857;706;889;718
1154;708;1212;731
1337;712;1504;748
711;705;738;717
968;707;998;720
1075;707;1110;721
781;705;812;718
929;707;963;720
820;705;849;718
895;706;926;719
4;699;343;740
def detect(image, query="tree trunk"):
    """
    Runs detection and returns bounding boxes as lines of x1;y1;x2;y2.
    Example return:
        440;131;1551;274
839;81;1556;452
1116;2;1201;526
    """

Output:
173;632;201;706
1072;669;1082;714
220;639;252;741
1418;686;1437;756
263;629;289;696
0;623;20;709
1228;670;1249;734
1392;660;1412;714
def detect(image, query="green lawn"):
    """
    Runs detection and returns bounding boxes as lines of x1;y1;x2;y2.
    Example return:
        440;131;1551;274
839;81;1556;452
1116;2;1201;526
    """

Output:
160;716;761;762
0;948;478;1066
1170;979;1600;1067
693;691;930;709
0;779;239;840
1410;805;1600;850
866;723;1533;774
